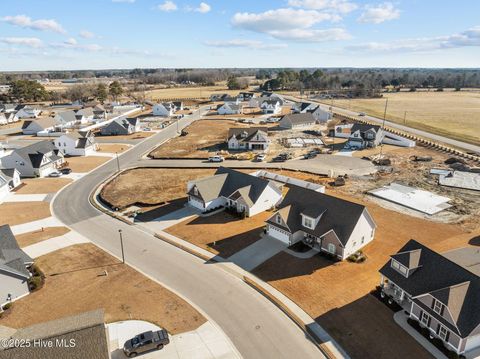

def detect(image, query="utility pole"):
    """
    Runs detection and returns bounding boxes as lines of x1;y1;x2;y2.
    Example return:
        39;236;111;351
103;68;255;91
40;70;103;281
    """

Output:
115;152;120;172
118;229;125;264
380;98;388;158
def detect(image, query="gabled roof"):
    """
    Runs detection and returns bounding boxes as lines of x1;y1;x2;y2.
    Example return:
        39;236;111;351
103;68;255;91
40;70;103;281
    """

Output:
228;127;268;143
392;248;422;269
0;224;33;279
379;239;480;337
0;168;19;187
189;167;275;205
281;113;316;125
21;117;58;130
220;102;241;111
56;110;78;124
266;185;368;246
75;107;94;117
351;123;381;134
13;141;61;169
261;99;280;106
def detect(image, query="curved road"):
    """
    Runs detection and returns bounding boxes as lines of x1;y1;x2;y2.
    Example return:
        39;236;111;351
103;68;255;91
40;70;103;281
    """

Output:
52;109;323;359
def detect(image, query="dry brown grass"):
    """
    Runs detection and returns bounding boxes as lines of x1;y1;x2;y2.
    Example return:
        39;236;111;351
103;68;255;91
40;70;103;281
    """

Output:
166;211;271;258
142;85;253;101
66;156;110;173
100;168;216;209
15;227;70;247
331;91;480;144
16;178;72;194
97;144;130;153
0;202;51;226
0;244;205;333
149;119;248;159
95;131;155;141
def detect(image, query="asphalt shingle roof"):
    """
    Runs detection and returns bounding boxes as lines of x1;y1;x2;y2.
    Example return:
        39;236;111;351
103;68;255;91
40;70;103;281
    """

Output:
0;224;32;279
281;113;316;125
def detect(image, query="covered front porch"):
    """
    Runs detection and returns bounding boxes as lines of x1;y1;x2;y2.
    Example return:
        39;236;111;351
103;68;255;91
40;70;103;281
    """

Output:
380;275;412;311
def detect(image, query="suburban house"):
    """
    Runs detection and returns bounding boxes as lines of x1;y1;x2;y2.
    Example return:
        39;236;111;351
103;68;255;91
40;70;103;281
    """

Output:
93;104;107;119
75;107;95;122
55;110;83;128
217;102;243;115
0;113;17;125
266;185;376;259
55;131;97;156
279;113;316;129
21;117;59;135
292;102;317;114
260;99;282;114
0;224;33;307
0;141;64;177
347;123;385;149
0;104;17;114
0;168;21;190
14;105;41;119
187;167;282;217
100;117;140;136
380;240;480;355
0;309;110;359
0;174;9;202
153;102;177;117
227;127;269;151
237;92;256;101
309;106;333;124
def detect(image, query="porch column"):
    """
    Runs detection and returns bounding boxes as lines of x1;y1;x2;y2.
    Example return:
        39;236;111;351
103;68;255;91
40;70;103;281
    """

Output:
380;275;384;286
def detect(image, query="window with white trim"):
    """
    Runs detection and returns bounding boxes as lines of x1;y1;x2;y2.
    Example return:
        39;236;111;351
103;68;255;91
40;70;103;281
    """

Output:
276;215;281;224
438;325;449;341
302;216;314;229
433;299;443;315
421;312;430;326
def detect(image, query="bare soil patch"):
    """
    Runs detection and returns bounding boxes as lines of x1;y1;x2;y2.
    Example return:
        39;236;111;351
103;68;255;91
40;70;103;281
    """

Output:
166;211;271;258
0;202;51;226
95;131;155;141
0;244;205;333
16;226;70;247
16;178;72;194
65;156;110;173
97;144;130;153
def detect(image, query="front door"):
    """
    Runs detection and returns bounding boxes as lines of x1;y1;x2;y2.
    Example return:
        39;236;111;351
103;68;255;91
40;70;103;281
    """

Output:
328;243;336;254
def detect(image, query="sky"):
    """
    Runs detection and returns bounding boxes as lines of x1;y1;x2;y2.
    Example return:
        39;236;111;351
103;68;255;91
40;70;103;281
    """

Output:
0;0;479;71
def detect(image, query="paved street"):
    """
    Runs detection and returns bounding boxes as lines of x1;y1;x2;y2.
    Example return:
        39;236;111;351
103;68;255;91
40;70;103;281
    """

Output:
52;108;324;359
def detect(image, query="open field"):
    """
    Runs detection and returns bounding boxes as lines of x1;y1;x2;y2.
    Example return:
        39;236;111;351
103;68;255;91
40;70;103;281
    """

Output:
142;84;254;101
97;143;130;153
16;178;72;194
166;211;271;258
0;244;205;333
0;202;51;226
65;155;110;172
329;91;480;145
15;227;70;247
149;119;249;159
100;168;216;209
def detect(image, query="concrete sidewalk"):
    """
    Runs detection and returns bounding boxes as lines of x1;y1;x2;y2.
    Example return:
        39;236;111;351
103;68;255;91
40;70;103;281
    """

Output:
22;231;90;258
140;207;198;232
227;235;287;271
109;320;240;359
11;216;63;235
3;193;49;202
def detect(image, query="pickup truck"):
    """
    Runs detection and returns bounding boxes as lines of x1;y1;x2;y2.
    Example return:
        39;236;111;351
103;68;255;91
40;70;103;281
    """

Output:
123;330;170;357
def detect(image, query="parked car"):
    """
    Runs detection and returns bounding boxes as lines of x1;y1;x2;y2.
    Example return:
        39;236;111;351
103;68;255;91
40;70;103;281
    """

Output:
244;119;254;124
272;156;286;162
278;153;293;160
143;127;151;131
358;112;366;117
256;153;266;162
60;167;72;175
123;330;170;358
48;171;62;177
304;152;317;159
208;155;224;162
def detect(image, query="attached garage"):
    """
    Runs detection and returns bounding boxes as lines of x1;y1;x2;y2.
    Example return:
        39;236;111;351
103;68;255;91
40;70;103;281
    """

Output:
267;225;291;245
465;334;480;353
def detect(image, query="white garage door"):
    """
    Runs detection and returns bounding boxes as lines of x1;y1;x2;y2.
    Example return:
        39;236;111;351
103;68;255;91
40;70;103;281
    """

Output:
268;226;290;244
465;334;480;352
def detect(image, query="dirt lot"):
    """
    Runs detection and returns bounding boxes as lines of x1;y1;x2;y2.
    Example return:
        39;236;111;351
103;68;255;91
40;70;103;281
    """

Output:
166;211;271;258
0;202;51;226
330;90;480;144
149;119;250;159
95;131;155;141
0;244;205;333
100;168;216;209
97;143;130;153
16;178;72;194
65;156;110;173
141;84;254;101
15;227;70;247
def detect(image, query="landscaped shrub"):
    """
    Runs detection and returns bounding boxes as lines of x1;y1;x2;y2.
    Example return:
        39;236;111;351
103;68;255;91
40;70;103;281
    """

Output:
28;275;43;291
2;303;12;311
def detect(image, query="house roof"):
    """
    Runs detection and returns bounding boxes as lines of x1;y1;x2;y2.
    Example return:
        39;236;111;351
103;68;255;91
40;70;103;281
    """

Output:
56;110;78;124
14;141;61;169
220;102;241;111
228;127;268;142
0;224;33;279
379;239;480;337
1;309;109;359
281;113;316;125
266;185;368;246
21;117;58;130
0;168;18;186
75;107;94;117
351;123;381;134
188;167;275;205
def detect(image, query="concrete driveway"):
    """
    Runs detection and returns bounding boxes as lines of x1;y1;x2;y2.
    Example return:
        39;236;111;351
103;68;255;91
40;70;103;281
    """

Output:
109;321;239;359
227;236;288;271
139;207;198;232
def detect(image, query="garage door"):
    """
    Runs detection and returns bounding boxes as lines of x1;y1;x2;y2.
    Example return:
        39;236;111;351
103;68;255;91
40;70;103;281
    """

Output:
268;226;290;245
465;334;480;352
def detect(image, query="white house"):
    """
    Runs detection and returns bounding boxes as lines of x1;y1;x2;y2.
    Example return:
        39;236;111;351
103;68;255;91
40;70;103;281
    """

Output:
260;99;281;114
100;117;140;136
153;103;175;117
0;224;33;307
187;167;282;217
279;113;316;129
14;105;41;119
75;107;95;122
55;110;82;128
21;118;59;135
227;127;270;151
0;174;9;203
310;106;332;124
55;131;97;156
217;102;242;115
266;185;376;260
0;168;21;191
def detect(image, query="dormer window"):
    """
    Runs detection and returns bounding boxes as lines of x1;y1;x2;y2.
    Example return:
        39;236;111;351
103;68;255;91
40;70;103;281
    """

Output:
391;259;408;277
193;187;198;196
302;216;314;229
433;299;444;315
